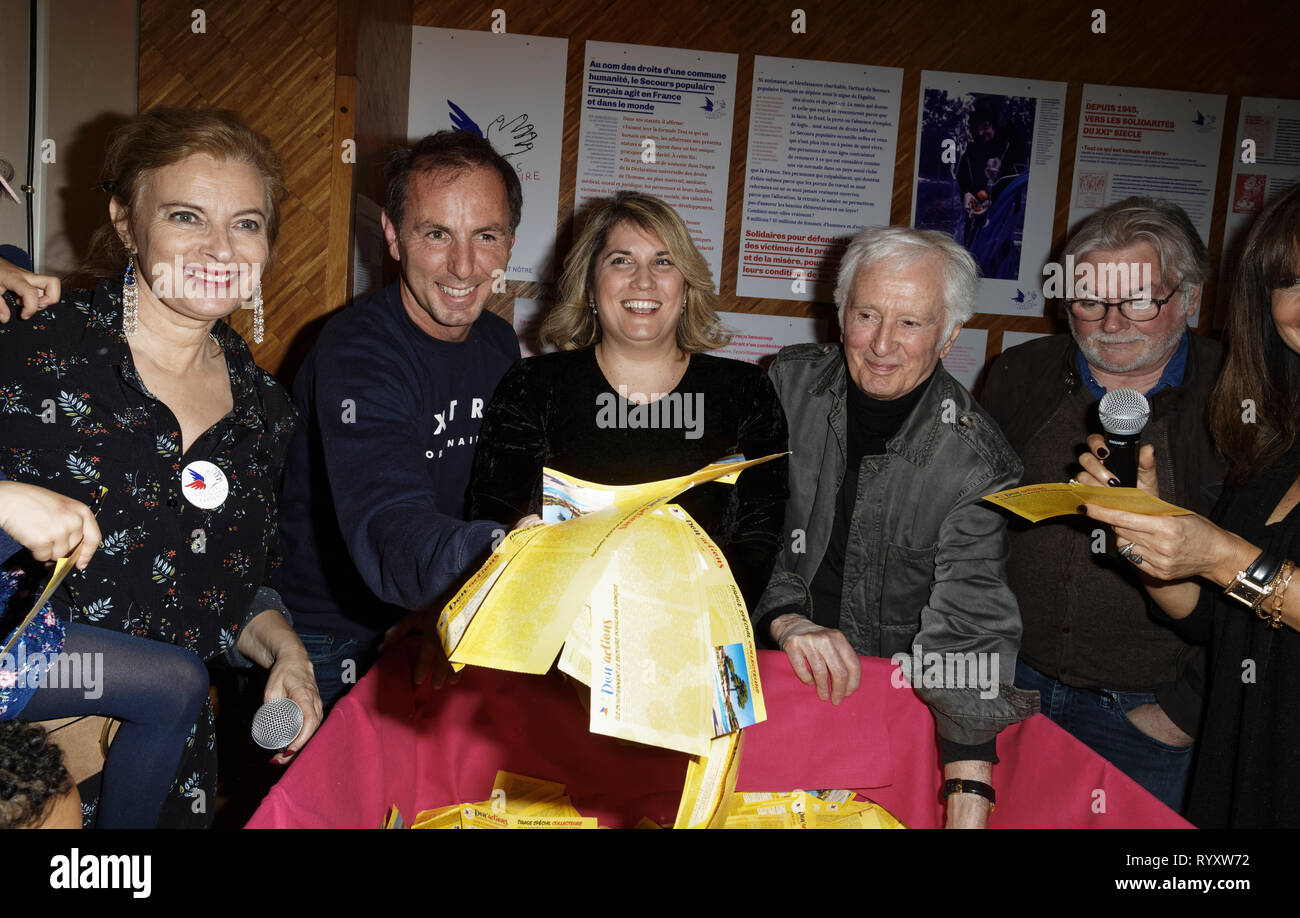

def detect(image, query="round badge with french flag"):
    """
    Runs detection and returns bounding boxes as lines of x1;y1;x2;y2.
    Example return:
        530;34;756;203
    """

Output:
180;459;229;510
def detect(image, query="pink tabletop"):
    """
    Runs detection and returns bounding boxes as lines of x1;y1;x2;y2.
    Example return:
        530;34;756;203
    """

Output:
247;647;1190;829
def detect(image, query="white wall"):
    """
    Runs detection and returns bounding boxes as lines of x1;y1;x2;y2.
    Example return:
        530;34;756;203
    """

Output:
0;0;32;256
0;0;137;274
39;0;138;274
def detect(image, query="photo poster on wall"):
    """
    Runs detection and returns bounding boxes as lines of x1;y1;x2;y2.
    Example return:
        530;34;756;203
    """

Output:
1220;97;1300;294
407;27;568;283
735;56;903;303
910;71;1066;319
1068;84;1226;326
575;40;738;287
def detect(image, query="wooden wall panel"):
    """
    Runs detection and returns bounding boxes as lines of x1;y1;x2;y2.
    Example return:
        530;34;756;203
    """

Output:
138;0;1300;377
139;0;338;374
350;0;413;274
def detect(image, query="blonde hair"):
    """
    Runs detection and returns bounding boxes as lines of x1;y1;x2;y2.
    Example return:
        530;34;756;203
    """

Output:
541;192;730;352
87;106;285;276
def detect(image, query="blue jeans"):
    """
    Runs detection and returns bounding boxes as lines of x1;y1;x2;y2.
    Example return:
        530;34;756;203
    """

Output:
1015;660;1193;813
295;629;379;711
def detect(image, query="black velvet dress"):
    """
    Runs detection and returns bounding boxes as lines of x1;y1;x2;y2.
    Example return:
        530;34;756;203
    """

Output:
467;346;789;612
1183;446;1300;827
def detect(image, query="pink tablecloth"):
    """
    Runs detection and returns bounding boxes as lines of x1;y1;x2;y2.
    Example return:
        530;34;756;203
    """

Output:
247;648;1190;829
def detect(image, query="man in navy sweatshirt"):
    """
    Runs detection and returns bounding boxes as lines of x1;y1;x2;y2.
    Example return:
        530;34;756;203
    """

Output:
276;131;523;708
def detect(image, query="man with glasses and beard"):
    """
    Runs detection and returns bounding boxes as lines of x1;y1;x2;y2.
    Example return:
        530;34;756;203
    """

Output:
980;197;1227;813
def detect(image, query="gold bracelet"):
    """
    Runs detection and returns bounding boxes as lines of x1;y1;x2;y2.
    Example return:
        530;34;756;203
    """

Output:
1268;560;1294;629
1250;577;1278;618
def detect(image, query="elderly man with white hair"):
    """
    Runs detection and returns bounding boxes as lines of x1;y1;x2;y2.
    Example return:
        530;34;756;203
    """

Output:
754;226;1038;829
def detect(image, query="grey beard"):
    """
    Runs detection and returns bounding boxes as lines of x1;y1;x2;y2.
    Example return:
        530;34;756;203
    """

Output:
1074;324;1185;375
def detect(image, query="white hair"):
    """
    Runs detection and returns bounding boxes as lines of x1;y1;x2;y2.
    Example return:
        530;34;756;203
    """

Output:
1062;195;1209;297
834;226;980;341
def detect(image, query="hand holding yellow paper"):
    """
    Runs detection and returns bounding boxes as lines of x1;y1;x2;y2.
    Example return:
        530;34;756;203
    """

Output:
437;454;784;677
1;484;107;659
433;455;784;828
983;482;1193;523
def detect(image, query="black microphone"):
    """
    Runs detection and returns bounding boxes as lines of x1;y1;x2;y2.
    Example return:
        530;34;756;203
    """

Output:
251;697;304;750
1097;388;1150;487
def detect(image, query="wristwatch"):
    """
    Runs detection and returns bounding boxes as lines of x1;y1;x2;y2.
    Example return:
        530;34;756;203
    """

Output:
1224;549;1282;610
940;778;995;809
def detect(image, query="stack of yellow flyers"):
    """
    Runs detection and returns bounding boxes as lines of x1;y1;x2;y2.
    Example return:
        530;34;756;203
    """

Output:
722;790;907;829
390;770;600;829
434;456;785;829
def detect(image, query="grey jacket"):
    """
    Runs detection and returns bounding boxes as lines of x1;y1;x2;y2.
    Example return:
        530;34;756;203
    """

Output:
755;343;1040;746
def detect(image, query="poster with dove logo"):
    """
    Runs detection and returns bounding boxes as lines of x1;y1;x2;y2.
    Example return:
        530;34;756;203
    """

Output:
408;28;568;282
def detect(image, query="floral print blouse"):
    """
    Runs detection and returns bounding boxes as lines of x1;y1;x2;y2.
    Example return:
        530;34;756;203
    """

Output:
0;278;297;826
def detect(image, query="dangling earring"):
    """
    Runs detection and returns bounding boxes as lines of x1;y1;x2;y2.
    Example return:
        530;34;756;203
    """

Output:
251;282;264;345
589;301;597;314
122;252;138;337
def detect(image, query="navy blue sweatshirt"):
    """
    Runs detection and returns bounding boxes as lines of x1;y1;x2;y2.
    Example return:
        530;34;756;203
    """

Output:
276;283;520;643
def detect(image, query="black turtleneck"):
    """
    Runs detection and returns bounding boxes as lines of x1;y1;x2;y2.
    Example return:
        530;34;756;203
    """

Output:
808;365;935;628
807;365;998;765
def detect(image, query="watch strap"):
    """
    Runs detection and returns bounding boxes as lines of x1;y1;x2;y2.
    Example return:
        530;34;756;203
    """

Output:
940;778;996;808
1246;549;1282;587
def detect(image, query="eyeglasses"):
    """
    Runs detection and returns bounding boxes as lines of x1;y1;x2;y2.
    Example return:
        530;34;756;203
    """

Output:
1066;283;1181;322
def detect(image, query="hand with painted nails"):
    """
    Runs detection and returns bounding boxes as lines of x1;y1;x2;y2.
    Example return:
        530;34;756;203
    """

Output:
1076;434;1160;497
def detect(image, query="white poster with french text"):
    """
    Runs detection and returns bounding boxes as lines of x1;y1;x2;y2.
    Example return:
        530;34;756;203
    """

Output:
1221;97;1300;283
576;40;737;286
943;327;989;393
708;310;833;366
1068;84;1226;245
736;56;903;302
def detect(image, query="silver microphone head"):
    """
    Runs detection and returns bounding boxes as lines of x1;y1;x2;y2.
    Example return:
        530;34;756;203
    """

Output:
1098;388;1150;436
251;697;304;750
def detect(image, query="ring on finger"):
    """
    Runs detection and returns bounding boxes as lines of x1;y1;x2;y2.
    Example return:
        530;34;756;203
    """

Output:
1118;542;1144;565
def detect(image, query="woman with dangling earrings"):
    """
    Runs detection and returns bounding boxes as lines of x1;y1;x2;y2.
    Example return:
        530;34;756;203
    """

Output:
0;107;321;828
